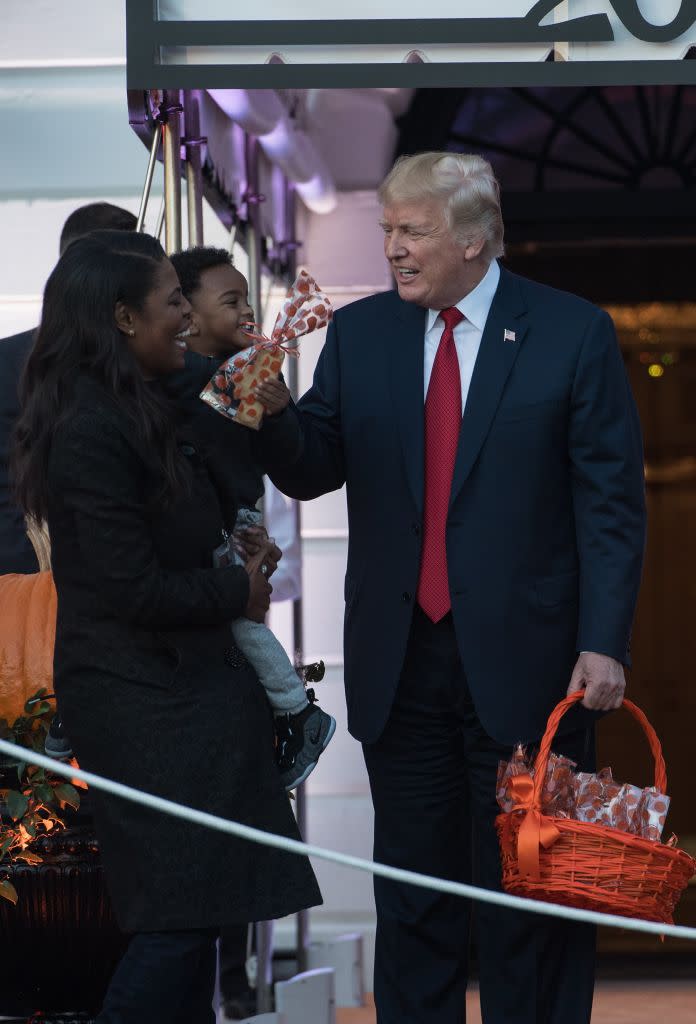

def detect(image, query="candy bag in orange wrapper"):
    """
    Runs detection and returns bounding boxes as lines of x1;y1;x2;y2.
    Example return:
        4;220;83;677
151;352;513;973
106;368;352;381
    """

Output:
631;787;671;842
541;752;577;818
496;744;529;813
573;767;644;832
497;745;576;817
200;269;333;429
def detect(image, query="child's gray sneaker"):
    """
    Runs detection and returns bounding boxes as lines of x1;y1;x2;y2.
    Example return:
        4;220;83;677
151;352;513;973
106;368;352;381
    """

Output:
275;701;336;791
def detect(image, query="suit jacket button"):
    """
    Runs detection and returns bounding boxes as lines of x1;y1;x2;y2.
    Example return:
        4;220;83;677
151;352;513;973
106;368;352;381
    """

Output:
402;592;411;603
411;524;420;536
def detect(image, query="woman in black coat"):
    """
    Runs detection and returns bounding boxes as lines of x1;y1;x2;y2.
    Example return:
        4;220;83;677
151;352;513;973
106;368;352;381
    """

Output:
13;230;321;1023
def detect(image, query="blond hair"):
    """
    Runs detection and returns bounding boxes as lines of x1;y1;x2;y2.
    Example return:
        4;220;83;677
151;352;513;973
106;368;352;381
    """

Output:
378;152;504;261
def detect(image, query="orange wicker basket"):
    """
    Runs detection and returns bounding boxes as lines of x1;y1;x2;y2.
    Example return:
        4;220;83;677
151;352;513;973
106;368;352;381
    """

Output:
496;691;696;924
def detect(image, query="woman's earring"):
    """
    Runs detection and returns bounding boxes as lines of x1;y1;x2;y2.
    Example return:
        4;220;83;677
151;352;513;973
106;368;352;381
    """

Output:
128;329;135;337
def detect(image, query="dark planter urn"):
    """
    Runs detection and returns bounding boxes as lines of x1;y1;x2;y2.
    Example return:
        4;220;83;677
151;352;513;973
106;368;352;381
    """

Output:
0;821;127;1022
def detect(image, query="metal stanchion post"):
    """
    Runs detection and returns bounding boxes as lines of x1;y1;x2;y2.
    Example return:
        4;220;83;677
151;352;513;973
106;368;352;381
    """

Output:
135;121;162;233
228;221;238;255
282;180;311;976
255;919;275;1015
162;90;183;256
291;419;310;976
155;198;165;241
245;133;275;1016
245;136;263;317
183;91;205;248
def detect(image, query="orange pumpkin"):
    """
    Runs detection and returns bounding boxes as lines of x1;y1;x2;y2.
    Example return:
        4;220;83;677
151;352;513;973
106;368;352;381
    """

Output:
0;517;56;723
0;571;57;724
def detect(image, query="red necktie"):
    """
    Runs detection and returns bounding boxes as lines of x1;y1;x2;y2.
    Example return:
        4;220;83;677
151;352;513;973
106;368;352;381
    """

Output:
417;306;464;623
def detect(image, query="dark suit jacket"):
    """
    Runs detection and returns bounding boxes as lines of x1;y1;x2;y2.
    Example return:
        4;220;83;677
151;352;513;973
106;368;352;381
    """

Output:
0;329;39;573
260;266;647;746
46;376;320;931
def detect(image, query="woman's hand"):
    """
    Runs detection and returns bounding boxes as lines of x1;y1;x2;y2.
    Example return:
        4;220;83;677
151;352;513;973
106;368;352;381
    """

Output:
245;568;272;622
255;378;291;416
244;539;276;621
245;537;281;579
236;529;282;577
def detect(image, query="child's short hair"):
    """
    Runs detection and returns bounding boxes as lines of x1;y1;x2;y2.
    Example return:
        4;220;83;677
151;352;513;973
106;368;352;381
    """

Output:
170;246;235;299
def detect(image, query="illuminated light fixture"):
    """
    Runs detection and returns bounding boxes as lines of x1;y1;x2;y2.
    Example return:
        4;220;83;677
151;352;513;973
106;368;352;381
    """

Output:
258;119;316;183
258;117;337;214
648;364;665;378
296;173;337;215
206;91;337;215
208;89;284;137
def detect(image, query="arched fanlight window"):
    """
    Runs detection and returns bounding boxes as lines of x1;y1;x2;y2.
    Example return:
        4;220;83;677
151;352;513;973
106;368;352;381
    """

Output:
399;86;696;193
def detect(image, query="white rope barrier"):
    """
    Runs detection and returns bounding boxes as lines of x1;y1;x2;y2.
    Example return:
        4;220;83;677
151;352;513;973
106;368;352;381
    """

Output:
1;737;695;941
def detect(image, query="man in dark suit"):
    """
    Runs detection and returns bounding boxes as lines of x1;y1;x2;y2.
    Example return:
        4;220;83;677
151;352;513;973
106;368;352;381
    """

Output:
257;152;646;1023
0;202;137;575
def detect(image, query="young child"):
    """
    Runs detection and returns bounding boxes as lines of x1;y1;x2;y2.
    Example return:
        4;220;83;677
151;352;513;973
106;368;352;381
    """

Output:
168;247;335;790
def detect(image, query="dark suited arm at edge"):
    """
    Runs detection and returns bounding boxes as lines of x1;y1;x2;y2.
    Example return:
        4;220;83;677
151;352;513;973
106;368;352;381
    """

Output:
49;414;250;628
570;310;647;666
253;317;346;500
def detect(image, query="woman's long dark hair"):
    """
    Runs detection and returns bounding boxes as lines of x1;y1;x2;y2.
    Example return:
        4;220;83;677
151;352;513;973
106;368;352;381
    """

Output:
13;230;189;521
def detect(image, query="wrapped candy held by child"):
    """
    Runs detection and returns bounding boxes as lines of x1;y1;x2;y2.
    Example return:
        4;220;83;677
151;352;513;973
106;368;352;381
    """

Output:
200;269;333;429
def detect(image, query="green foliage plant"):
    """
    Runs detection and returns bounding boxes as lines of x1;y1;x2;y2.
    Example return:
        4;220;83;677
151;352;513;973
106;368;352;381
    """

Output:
0;689;81;904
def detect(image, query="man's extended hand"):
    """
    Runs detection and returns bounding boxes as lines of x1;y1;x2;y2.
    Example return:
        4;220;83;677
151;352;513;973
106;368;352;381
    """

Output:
566;652;625;710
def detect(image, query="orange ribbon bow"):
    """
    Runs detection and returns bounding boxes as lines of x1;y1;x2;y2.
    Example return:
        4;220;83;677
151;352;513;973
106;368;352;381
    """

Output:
510;772;561;880
235;324;301;364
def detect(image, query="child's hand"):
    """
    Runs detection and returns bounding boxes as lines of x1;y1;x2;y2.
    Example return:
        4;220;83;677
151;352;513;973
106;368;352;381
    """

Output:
233;524;269;561
255;378;291;416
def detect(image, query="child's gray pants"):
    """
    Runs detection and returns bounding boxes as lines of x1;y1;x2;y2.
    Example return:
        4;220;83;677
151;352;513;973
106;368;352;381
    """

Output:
231;617;308;715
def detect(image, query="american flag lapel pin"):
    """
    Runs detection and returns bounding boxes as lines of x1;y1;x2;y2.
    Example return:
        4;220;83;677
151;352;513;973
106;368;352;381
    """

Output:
503;328;516;342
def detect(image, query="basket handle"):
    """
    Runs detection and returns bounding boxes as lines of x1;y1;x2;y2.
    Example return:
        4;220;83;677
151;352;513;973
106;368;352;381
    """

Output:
530;690;667;811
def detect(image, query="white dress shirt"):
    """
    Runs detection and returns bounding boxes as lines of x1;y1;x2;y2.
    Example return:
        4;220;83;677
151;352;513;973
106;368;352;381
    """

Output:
424;259;501;410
